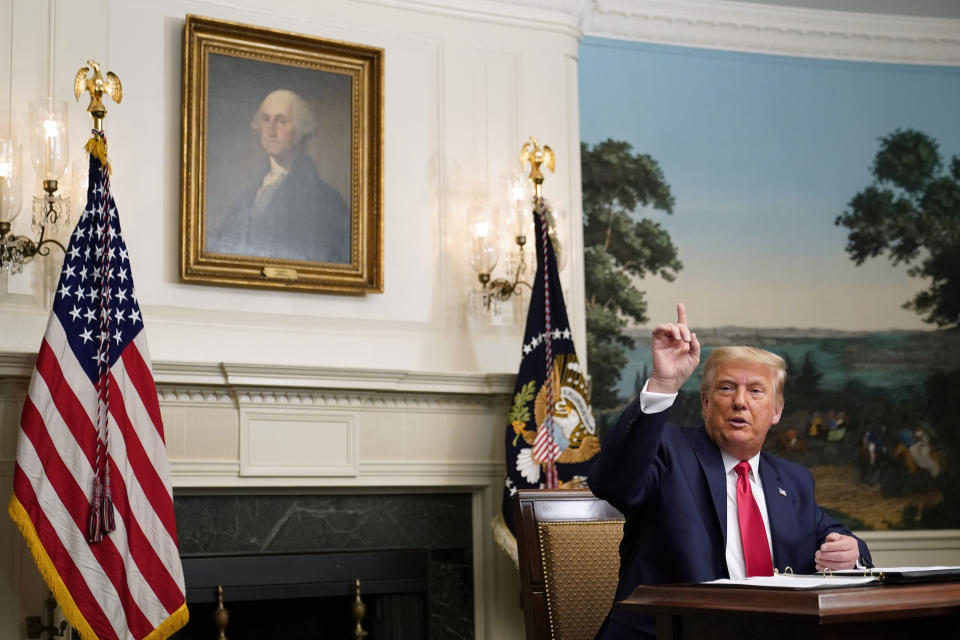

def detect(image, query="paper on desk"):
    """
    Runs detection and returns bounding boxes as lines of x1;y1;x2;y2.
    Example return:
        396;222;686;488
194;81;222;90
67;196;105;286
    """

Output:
703;575;879;589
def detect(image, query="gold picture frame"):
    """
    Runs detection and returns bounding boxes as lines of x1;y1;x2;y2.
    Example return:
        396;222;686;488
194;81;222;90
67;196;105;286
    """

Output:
180;15;383;294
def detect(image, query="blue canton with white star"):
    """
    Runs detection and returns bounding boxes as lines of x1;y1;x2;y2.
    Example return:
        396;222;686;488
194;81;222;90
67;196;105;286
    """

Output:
52;153;143;385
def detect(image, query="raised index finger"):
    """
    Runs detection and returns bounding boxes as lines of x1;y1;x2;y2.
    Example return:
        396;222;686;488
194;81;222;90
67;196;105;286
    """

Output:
677;302;688;326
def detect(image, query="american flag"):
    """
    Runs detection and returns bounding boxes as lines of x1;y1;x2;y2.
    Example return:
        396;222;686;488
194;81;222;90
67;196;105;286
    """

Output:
7;135;188;640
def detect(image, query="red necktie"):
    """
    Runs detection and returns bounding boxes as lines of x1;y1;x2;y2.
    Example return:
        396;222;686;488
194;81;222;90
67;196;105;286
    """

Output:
735;460;773;577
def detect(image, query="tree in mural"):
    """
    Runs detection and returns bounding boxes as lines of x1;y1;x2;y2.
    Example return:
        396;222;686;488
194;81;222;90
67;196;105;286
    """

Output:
793;352;824;402
836;129;960;528
835;129;960;328
581;139;681;410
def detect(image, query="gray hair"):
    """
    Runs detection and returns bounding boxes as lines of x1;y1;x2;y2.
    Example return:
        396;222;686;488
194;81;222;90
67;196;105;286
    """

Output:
250;89;316;146
700;346;787;400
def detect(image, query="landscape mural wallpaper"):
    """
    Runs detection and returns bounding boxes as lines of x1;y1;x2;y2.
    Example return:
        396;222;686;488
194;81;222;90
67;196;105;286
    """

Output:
579;37;960;531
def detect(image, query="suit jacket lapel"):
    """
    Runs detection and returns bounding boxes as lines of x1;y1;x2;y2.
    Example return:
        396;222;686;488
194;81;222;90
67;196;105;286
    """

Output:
759;454;798;571
691;427;727;548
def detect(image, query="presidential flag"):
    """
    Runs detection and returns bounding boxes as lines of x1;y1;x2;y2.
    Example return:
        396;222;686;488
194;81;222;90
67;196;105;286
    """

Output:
498;200;599;535
8;132;188;640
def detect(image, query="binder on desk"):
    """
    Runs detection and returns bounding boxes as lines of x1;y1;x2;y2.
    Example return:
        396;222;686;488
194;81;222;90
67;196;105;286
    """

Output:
702;566;960;589
834;566;960;584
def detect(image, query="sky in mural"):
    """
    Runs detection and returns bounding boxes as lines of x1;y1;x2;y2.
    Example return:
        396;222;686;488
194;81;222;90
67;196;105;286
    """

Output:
579;38;960;331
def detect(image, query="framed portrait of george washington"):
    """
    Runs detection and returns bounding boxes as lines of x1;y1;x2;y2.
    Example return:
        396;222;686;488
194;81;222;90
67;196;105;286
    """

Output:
180;15;383;294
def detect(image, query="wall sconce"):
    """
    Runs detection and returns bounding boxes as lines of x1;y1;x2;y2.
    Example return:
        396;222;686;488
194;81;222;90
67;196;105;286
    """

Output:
0;0;71;276
0;138;26;272
30;99;70;235
469;148;567;315
469;168;538;314
0;101;70;275
469;202;530;314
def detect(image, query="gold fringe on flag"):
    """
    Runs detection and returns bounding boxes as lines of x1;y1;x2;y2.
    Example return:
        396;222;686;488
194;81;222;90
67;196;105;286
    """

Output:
8;495;190;640
8;495;97;640
491;513;519;569
84;133;111;175
143;603;190;640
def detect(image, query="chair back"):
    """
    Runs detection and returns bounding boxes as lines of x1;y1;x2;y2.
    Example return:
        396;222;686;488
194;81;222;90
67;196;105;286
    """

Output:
513;489;624;640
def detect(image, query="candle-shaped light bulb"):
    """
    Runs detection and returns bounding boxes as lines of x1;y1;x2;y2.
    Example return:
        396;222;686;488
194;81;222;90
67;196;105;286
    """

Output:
468;205;500;275
29;100;68;181
0;139;22;224
43;118;57;177
42;118;58;138
504;168;533;239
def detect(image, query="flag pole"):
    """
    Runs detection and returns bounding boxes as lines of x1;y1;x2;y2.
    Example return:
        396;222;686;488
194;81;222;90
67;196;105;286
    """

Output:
75;61;121;171
520;138;559;488
74;61;123;543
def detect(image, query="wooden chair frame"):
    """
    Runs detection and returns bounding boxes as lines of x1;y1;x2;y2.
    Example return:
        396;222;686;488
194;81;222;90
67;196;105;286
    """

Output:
513;489;624;640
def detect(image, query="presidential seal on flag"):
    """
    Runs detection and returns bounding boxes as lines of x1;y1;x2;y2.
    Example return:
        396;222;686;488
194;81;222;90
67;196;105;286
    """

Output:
511;353;600;484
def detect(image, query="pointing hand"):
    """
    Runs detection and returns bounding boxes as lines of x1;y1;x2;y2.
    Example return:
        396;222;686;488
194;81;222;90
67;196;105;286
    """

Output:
648;302;701;394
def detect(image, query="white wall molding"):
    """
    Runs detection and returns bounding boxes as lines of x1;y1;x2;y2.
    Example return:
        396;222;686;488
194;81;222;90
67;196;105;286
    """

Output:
157;360;516;394
858;529;960;566
218;362;515;394
859;529;960;551
233;388;510;411
156;386;235;405
471;0;960;65
354;0;585;38
239;407;360;477
168;459;242;479
0;352;34;378
0;351;515;396
169;461;504;488
581;0;960;65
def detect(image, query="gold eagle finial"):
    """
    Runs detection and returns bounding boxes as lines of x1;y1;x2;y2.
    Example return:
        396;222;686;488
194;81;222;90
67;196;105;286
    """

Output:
520;137;555;198
74;60;122;130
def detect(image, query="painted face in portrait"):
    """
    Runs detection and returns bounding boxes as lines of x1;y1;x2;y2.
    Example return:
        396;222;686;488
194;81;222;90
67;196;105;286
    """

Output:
257;91;298;164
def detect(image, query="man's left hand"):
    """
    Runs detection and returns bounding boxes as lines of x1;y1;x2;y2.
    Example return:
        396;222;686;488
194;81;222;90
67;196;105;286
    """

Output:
815;532;860;571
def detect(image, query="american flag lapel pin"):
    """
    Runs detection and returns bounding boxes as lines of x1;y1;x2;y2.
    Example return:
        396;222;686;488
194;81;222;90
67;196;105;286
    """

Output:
778;487;787;496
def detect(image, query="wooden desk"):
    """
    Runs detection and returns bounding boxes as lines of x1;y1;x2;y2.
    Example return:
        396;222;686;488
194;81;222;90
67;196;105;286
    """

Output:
618;582;960;639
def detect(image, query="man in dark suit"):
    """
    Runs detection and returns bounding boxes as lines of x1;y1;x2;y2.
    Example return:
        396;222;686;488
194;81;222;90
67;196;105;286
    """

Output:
589;303;871;639
208;89;350;264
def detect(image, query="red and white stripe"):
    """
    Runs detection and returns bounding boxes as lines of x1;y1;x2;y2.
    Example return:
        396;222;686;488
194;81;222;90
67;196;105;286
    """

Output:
533;423;561;465
537;201;558;488
12;312;186;640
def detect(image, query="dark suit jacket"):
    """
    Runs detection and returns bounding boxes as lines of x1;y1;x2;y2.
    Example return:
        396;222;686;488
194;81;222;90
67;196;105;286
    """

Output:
588;400;872;639
209;150;350;264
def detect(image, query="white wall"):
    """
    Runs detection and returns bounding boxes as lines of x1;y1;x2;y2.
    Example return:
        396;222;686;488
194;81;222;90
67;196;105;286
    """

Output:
0;0;587;370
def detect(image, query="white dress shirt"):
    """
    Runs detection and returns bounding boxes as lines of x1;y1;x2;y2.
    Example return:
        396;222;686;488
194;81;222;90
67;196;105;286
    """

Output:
253;156;290;209
639;380;775;579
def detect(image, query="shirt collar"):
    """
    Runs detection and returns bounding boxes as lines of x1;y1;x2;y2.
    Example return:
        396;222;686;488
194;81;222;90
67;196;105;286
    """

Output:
267;155;290;177
720;449;762;478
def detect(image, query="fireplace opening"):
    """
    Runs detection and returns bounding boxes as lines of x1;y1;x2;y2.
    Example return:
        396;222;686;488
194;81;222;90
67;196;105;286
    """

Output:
172;492;474;638
173;549;428;639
